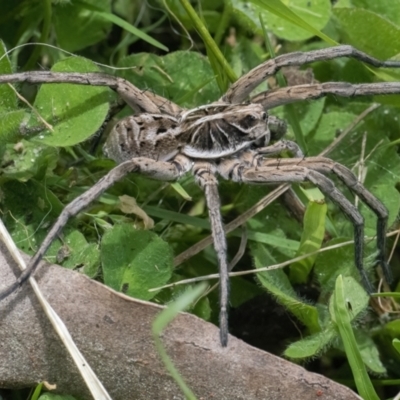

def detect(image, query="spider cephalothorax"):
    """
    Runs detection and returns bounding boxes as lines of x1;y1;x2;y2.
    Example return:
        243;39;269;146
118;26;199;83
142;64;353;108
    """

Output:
0;45;399;346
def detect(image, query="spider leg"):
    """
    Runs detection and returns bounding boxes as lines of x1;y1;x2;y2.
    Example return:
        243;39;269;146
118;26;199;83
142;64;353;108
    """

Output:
0;72;182;116
256;140;304;158
223;45;400;103
219;160;373;293
193;162;229;346
252;82;400;109
259;157;391;284
0;155;192;301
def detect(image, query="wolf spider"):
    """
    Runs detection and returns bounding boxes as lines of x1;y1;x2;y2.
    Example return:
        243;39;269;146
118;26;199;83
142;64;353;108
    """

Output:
1;45;400;346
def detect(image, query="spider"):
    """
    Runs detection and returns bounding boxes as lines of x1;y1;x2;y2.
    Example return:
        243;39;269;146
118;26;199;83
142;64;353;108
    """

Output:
1;45;400;347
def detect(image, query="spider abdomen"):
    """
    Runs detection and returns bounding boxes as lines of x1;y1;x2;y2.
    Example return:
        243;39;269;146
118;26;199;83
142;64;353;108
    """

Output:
103;113;182;163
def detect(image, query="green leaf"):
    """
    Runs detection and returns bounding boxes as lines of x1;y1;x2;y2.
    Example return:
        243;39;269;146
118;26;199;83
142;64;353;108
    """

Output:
285;324;337;358
118;52;220;108
61;230;100;277
289;200;327;284
248;0;336;44
27;57;111;147
306;111;356;155
252;243;320;333
299;98;326;136
353;330;386;374
351;0;400;26
332;275;379;400
333;8;400;60
101;224;174;300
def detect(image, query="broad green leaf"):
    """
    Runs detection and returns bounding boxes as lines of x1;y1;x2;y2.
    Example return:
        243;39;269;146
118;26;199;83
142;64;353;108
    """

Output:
247;0;336;44
27;57;111;147
285;324;337;358
101;224;173;300
332;275;379;400
306;111;356;155
352;330;386;374
118;52;220;108
333;8;400;60
252;243;320;333
351;0;400;26
299;98;326;136
289;201;327;283
61;230;100;277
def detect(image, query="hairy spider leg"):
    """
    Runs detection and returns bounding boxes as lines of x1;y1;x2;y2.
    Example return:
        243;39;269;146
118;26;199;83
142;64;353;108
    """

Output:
193;162;230;346
224;45;400;103
0;156;191;301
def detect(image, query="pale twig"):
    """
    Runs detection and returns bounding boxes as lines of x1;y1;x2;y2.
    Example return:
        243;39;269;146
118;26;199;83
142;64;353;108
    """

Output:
8;83;54;132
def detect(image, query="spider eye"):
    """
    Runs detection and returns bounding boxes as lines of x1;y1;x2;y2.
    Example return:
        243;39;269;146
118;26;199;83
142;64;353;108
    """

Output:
262;112;267;120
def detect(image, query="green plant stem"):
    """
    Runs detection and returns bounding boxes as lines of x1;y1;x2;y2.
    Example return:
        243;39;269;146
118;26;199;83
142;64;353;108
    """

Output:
178;0;237;83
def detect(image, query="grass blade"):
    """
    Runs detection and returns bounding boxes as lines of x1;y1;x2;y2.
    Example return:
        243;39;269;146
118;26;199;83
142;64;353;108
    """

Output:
153;283;207;400
332;275;379;400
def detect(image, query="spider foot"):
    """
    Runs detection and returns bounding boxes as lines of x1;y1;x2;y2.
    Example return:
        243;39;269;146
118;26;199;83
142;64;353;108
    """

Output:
359;269;374;295
219;310;229;347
